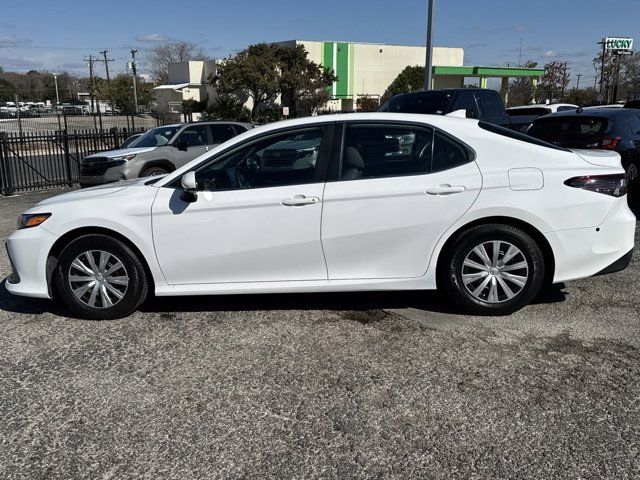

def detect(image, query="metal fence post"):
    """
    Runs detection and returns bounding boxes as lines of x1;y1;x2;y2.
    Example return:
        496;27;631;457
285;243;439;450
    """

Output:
62;130;73;186
0;132;14;196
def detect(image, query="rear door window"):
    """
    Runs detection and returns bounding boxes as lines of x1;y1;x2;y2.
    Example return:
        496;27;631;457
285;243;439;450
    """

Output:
475;91;504;119
209;124;237;144
451;92;479;118
340;124;433;179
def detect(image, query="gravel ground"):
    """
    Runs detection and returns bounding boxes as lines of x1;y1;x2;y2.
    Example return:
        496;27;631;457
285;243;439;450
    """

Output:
0;190;639;479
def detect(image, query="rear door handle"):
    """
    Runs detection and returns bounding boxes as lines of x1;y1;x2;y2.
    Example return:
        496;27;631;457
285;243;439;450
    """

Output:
426;184;467;195
281;195;320;207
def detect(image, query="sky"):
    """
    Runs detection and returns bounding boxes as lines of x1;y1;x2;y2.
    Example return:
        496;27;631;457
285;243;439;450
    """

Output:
1;0;639;87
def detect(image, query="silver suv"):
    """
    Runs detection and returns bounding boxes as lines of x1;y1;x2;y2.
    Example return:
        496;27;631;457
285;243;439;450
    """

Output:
80;121;253;186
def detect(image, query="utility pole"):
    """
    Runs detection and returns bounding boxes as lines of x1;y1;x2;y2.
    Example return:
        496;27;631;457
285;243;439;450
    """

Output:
99;50;114;113
518;35;523;67
52;72;60;105
130;49;139;114
576;73;582;90
83;54;97;114
99;50;113;83
560;62;568;99
423;0;435;90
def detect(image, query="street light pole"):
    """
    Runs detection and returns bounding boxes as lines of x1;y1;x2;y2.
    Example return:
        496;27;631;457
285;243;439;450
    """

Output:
424;0;435;90
52;72;60;105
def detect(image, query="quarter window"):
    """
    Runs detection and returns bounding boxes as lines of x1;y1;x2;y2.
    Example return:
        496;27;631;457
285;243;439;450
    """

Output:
194;127;325;191
340;124;433;180
432;131;470;172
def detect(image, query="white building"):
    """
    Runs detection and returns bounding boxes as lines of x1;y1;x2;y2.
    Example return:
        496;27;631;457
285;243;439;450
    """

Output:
153;60;218;114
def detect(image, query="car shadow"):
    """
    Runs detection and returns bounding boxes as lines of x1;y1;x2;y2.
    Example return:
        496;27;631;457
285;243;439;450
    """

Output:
0;279;568;319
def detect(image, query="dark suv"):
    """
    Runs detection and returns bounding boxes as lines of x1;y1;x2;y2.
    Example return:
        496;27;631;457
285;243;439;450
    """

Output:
379;88;510;127
527;108;640;185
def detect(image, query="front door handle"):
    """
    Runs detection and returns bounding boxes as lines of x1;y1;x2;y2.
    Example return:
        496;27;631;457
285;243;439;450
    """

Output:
426;184;467;196
281;195;320;207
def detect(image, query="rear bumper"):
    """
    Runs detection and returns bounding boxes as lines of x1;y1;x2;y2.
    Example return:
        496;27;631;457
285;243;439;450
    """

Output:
595;248;633;276
547;196;636;283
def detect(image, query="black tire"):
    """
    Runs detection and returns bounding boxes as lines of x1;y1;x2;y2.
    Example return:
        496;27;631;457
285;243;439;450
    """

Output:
140;165;169;177
53;234;148;320
440;224;545;315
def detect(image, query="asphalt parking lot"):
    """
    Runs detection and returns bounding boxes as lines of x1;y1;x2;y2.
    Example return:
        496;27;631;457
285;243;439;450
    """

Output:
0;190;639;479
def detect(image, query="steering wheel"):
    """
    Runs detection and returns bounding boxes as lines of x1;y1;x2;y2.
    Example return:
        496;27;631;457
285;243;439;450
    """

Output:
199;177;219;191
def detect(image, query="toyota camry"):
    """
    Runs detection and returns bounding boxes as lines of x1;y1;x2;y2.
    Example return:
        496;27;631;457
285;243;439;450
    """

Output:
5;113;636;319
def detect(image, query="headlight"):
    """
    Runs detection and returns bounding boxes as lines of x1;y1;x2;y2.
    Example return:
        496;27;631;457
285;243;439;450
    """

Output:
17;213;51;230
112;154;136;162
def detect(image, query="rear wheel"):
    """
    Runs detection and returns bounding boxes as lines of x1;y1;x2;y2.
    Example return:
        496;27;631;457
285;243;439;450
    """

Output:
440;224;545;315
53;235;148;320
140;165;169;178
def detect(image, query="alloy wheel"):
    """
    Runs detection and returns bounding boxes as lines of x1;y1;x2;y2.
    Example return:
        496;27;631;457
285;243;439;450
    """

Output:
68;250;129;309
461;240;529;304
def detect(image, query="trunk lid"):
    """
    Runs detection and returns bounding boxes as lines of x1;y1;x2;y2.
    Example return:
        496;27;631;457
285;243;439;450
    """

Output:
572;149;623;169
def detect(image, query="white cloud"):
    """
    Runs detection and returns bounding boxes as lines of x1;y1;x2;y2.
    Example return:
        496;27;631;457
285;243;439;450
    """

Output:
543;50;558;58
135;34;169;43
0;36;31;48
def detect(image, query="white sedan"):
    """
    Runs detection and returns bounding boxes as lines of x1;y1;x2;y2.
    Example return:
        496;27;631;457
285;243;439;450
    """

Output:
5;113;636;319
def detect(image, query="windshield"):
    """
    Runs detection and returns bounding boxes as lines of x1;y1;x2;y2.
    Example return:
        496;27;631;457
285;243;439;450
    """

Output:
129;125;181;148
385;91;453;114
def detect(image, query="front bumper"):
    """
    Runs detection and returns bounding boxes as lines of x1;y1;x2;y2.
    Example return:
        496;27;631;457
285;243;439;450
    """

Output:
5;226;59;299
79;161;143;186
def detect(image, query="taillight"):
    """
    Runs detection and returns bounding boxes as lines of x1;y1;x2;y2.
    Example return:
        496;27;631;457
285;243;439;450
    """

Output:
600;136;621;150
565;174;628;197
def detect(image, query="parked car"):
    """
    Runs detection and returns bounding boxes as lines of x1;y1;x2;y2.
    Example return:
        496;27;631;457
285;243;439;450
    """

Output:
6;113;635;319
624;99;640;109
79;121;253;186
119;133;142;149
379;88;511;127
584;103;624;110
527;108;640;184
506;103;578;133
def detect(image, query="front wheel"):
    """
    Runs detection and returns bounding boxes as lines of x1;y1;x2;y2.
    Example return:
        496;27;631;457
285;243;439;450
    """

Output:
140;165;169;178
53;235;148;320
440;224;545;315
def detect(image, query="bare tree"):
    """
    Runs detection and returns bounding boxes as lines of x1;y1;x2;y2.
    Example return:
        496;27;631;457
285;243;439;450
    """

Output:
147;40;209;84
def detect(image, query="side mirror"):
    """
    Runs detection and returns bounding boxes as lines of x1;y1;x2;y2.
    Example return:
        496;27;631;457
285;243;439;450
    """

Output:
180;171;198;203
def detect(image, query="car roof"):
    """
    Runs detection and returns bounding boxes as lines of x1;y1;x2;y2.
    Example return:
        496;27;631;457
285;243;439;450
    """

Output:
533;108;631;120
507;103;577;110
393;88;495;98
